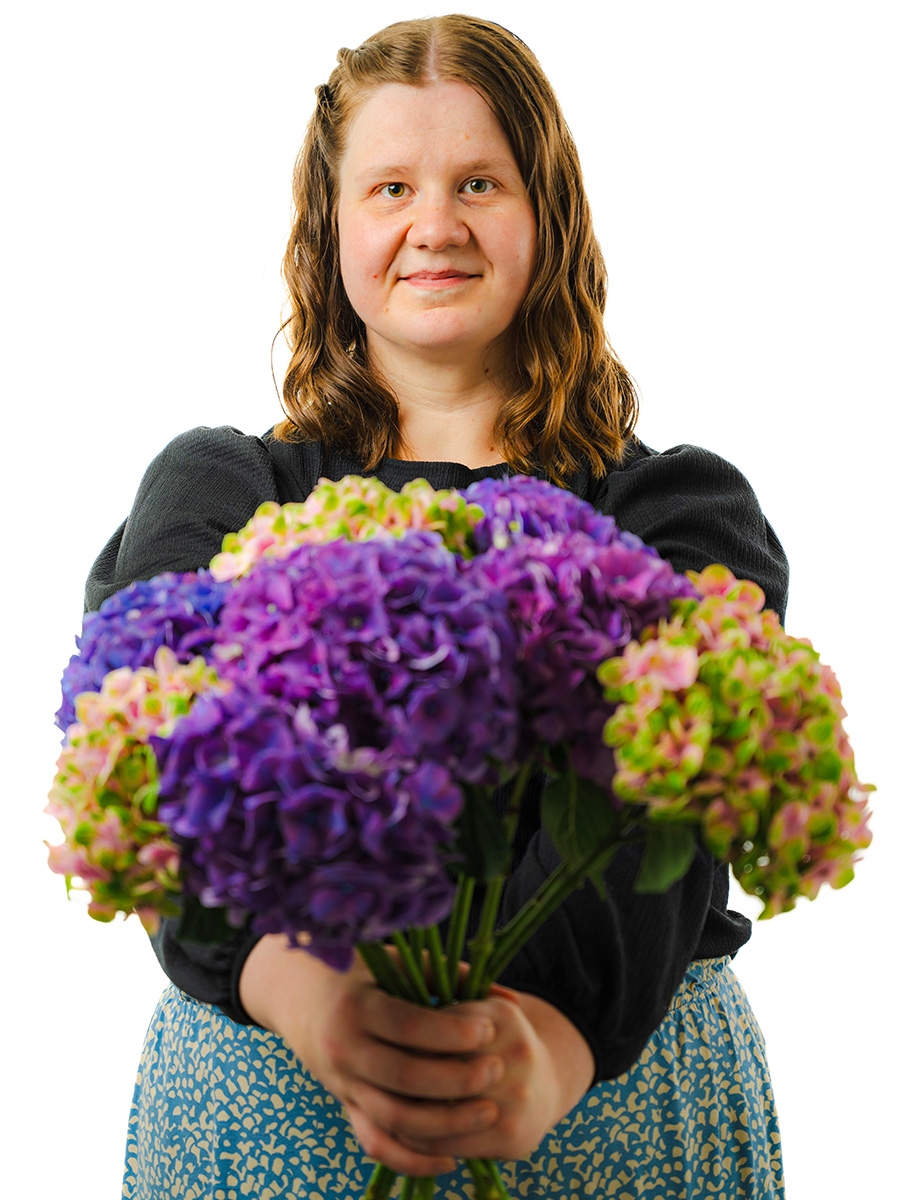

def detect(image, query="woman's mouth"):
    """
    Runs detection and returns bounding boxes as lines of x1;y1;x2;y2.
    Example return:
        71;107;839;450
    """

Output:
401;270;475;289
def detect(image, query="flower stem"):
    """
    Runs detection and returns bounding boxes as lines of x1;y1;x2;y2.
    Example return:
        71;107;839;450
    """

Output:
484;1158;511;1199
358;941;417;1003
444;875;476;995
465;1158;490;1196
460;874;505;1001
465;1157;506;1199
392;932;433;1005
485;862;577;980
485;839;621;982
399;1176;416;1199
424;924;453;1005
502;761;534;844
413;1177;436;1199
408;926;426;978
362;1163;397;1199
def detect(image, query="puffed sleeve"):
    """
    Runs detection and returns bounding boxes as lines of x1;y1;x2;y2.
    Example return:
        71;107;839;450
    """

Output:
494;442;789;1085
84;425;281;1022
86;425;281;607
596;441;789;620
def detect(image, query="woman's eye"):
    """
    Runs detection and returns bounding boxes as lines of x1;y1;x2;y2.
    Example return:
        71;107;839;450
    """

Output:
462;178;494;195
380;182;407;198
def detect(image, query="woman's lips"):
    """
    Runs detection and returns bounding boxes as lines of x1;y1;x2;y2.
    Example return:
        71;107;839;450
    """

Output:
401;270;475;289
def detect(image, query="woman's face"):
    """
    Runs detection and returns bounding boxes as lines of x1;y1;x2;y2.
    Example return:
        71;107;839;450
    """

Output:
336;80;536;372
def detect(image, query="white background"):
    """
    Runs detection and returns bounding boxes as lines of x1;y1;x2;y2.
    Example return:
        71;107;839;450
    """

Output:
4;2;896;1196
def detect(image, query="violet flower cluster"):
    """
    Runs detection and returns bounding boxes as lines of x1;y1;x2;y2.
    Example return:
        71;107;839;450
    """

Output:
462;478;696;780
148;533;522;961
464;474;622;551
152;690;464;969
212;533;520;784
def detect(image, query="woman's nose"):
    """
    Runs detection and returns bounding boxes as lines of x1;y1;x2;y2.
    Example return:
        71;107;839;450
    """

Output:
406;192;470;251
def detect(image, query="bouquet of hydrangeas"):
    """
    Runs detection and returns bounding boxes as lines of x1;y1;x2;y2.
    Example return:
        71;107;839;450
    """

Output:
47;475;872;1200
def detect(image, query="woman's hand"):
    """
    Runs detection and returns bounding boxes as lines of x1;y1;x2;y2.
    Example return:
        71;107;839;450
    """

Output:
393;983;596;1164
239;935;507;1176
239;935;595;1174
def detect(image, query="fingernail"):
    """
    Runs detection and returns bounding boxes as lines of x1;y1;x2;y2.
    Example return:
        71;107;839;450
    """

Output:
478;1020;496;1045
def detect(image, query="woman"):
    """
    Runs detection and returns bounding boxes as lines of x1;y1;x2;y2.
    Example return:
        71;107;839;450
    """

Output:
93;15;788;1198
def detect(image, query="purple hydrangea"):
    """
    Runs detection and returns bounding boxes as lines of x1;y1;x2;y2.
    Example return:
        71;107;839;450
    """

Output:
153;687;463;968
464;475;622;551
212;533;521;784
464;530;697;782
57;572;228;732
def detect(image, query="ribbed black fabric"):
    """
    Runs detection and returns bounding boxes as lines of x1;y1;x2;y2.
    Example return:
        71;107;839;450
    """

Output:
85;426;789;1086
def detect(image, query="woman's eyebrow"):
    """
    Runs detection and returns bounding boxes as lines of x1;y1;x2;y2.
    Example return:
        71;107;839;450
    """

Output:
352;158;515;183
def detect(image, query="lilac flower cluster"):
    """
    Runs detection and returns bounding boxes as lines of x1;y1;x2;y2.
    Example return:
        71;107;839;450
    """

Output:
153;686;463;967
463;526;696;782
464;475;620;551
57;572;227;732
213;533;520;784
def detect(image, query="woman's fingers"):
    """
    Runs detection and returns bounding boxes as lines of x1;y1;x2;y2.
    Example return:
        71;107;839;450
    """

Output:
347;1076;499;1143
343;1097;458;1178
348;1036;505;1102
361;986;497;1055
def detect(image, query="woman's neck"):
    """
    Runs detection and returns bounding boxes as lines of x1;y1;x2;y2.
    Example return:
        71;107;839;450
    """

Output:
371;341;511;467
394;398;507;466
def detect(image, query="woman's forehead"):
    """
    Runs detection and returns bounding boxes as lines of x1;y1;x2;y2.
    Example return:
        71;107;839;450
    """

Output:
340;81;518;175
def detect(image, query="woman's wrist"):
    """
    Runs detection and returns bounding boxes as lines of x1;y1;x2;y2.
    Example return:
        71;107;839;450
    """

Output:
239;934;333;1036
514;991;595;1116
238;933;295;1032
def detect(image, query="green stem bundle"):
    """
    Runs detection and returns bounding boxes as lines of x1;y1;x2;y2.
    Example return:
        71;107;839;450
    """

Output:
360;767;626;1199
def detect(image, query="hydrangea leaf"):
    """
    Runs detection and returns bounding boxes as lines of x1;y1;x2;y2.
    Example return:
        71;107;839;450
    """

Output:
451;786;510;882
542;767;620;899
633;823;698;894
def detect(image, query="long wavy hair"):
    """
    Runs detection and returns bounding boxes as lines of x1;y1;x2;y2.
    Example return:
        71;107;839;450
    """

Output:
274;14;638;483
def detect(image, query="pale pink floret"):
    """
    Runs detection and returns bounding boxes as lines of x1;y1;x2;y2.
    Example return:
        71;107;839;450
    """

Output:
90;811;128;856
692;564;766;610
796;850;852;899
655;722;707;776
768;801;811;854
613;640;700;699
137;842;181;873
46;841;104;881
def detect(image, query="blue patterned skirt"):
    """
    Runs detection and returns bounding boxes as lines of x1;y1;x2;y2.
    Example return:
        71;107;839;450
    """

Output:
123;956;784;1198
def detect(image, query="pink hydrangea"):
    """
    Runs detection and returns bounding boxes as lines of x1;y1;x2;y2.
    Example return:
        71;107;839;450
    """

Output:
600;565;874;916
46;647;226;931
210;477;484;580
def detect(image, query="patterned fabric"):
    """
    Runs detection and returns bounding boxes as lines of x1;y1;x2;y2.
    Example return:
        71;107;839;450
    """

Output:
123;957;784;1198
